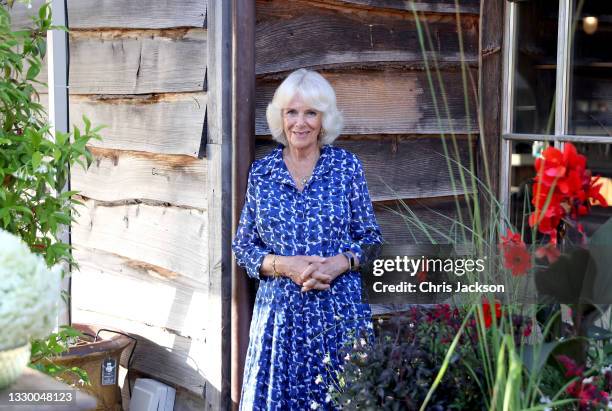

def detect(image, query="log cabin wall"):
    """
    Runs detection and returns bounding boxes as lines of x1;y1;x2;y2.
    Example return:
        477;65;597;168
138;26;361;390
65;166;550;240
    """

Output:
9;1;221;409
254;0;481;279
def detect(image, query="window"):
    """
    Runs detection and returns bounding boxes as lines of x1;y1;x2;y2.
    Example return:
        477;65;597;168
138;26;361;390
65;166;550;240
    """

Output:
501;0;612;237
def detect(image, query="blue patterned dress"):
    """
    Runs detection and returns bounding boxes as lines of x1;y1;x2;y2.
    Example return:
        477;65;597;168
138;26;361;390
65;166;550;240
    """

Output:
232;144;383;410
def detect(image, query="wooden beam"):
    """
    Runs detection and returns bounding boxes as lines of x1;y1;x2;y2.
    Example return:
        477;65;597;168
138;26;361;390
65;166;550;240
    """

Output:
331;0;480;15
256;0;479;75
68;30;207;94
67;93;207;156
256;70;479;136
255;137;476;201
205;0;233;409
72;199;208;283
72;248;208;338
71;148;208;209
11;0;208;29
374;197;473;245
232;0;256;408
478;0;504;208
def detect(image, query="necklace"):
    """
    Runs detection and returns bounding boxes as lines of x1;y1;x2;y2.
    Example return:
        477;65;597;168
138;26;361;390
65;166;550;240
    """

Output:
284;151;318;188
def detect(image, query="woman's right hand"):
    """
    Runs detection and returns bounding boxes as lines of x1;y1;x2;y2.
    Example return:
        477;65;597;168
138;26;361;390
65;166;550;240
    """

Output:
278;255;331;290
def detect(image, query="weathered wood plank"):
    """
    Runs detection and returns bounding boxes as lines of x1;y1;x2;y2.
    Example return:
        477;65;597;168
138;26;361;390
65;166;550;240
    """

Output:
68;0;207;29
71;310;206;395
255;137;475;201
11;0;207;29
72;247;208;338
71;148;207;209
256;70;479;135
72;199;208;283
332;0;480;15
69;30;207;94
374;198;473;245
256;0;479;75
69;93;206;156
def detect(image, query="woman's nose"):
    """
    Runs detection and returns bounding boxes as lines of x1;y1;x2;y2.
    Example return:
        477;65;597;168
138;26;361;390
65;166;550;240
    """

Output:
295;113;307;125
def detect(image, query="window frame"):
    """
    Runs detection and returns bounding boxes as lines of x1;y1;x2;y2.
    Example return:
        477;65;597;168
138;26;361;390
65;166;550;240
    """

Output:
500;0;611;211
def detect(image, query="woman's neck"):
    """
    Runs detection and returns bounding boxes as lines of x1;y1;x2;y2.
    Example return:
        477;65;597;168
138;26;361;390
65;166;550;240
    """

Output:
284;145;320;163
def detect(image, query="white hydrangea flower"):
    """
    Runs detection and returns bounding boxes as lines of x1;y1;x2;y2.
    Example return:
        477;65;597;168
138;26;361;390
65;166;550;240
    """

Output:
0;229;62;350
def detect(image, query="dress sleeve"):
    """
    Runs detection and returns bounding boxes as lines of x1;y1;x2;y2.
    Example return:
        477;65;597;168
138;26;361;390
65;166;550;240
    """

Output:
232;169;270;280
347;157;383;265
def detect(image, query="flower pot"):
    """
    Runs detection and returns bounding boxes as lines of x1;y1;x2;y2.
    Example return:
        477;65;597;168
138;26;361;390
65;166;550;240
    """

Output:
52;324;132;411
0;343;30;389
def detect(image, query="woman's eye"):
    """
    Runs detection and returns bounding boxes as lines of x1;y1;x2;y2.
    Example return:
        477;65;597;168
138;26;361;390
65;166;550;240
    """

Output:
285;109;297;116
306;111;317;116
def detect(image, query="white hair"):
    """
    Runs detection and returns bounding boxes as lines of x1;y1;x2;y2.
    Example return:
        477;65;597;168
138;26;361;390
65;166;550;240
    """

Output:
266;69;343;146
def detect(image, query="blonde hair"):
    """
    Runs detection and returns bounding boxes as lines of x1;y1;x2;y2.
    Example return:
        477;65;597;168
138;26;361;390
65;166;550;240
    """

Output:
266;69;343;146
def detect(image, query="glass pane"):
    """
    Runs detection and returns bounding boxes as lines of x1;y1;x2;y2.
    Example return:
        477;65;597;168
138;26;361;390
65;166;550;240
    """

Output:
512;1;559;134
572;143;612;236
509;140;549;237
569;0;612;136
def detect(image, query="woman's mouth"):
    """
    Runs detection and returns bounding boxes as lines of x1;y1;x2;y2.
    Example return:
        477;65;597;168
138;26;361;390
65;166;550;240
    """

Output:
292;131;310;138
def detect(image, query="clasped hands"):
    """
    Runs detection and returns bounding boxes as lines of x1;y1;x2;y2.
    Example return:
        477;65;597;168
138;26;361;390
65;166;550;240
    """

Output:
268;254;351;292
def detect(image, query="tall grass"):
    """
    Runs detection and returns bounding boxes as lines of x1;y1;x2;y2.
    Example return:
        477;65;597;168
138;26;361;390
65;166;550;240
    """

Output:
396;1;610;409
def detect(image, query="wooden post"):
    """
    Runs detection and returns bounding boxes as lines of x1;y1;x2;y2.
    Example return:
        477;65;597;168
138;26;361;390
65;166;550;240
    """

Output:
478;0;504;209
207;0;232;409
231;0;255;409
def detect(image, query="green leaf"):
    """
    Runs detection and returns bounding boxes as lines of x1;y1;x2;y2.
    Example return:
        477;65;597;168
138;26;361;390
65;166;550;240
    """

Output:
522;338;586;376
31;151;41;170
26;62;40;81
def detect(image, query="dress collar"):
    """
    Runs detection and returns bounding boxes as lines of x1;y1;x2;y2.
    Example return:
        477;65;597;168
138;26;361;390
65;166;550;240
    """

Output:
265;144;333;189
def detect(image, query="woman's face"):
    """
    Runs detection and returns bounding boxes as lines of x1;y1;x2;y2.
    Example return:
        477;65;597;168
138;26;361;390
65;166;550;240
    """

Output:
282;94;322;151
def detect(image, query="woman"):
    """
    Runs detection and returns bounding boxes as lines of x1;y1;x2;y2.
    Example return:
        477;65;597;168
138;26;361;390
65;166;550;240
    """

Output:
232;69;382;410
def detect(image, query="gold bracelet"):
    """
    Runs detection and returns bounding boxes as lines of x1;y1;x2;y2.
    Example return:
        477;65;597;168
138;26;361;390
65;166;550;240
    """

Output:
272;255;282;278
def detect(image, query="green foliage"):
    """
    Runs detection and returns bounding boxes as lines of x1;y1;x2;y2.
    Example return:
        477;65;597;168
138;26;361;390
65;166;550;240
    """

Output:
0;2;102;384
29;326;91;385
0;3;101;267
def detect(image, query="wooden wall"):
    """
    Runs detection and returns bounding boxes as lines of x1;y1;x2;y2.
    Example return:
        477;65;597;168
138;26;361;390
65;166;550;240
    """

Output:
255;0;480;247
13;1;218;410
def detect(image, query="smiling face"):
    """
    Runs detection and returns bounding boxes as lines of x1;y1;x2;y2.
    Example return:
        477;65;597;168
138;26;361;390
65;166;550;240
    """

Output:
282;94;322;151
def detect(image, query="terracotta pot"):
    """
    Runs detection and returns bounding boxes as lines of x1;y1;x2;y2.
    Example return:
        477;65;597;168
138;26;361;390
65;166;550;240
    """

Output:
53;324;132;411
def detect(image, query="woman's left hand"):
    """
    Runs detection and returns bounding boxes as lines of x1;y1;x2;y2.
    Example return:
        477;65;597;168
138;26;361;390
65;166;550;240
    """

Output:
300;254;349;292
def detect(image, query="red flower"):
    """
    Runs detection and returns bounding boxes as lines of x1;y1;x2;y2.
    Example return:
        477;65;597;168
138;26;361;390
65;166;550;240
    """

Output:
556;355;584;378
522;322;532;337
499;230;532;276
500;228;522;245
482;299;501;328
535;243;561;264
530;143;608;242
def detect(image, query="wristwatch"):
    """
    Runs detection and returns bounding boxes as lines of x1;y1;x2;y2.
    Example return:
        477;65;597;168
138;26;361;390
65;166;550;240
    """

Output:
342;251;355;271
